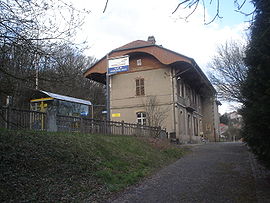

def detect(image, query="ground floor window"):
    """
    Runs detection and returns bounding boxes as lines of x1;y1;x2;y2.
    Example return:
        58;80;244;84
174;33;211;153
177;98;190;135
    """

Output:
187;114;191;135
137;112;146;125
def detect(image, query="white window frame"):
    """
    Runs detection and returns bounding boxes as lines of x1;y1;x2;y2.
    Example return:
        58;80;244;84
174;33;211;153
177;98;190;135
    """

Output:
137;59;142;66
137;112;146;125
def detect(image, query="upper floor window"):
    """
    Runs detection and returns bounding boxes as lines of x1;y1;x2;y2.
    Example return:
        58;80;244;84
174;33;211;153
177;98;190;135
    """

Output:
177;79;185;97
192;89;196;104
181;83;185;97
136;78;145;96
186;86;191;98
137;112;146;125
137;59;142;66
179;81;185;97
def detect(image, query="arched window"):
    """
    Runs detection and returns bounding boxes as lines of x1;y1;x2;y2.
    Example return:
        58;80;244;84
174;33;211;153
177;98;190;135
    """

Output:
137;112;146;125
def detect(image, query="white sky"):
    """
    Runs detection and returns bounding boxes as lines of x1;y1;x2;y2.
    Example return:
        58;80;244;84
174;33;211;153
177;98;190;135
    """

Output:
72;0;253;114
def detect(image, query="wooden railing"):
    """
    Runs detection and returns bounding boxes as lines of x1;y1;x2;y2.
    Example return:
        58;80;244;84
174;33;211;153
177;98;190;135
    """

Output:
0;107;166;138
177;96;197;112
0;107;46;131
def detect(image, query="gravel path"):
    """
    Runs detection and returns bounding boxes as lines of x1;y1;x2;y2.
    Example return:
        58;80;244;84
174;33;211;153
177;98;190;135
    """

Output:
110;142;270;203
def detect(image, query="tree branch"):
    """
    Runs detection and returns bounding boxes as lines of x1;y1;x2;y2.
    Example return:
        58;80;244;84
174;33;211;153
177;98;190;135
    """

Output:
103;0;109;13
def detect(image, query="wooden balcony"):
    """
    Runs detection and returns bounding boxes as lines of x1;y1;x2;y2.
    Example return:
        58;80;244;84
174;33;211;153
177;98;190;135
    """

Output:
185;98;197;112
177;96;197;112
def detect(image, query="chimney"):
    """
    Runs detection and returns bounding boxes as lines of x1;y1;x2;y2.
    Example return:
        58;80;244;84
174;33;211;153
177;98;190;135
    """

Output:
147;36;156;44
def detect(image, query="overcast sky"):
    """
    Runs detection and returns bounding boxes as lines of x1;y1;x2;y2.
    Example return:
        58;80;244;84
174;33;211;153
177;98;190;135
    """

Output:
73;0;254;114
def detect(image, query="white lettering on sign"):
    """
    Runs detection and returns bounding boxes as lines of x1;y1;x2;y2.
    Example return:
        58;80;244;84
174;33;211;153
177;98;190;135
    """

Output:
108;55;129;75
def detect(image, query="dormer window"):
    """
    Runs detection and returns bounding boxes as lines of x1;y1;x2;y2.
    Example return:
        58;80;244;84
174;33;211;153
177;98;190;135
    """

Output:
137;59;142;66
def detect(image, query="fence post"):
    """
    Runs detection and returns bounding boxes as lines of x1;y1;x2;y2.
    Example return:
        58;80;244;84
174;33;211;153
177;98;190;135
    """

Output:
136;123;140;136
121;120;124;135
5;106;10;129
46;109;57;132
104;120;107;134
80;117;84;133
157;126;161;138
91;119;94;134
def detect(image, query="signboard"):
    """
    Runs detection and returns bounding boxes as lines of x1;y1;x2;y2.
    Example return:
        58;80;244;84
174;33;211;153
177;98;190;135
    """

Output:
108;55;129;75
112;113;121;118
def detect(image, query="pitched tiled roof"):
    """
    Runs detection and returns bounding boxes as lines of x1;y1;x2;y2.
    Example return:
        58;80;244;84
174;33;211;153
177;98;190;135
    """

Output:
113;40;153;51
83;38;216;93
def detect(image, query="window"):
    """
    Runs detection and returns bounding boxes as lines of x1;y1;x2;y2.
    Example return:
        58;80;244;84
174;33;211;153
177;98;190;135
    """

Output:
192;90;196;104
181;82;185;97
186;86;191;98
178;81;185;97
137;112;146;125
137;59;142;66
136;78;145;96
193;117;198;136
187;114;191;135
177;79;181;96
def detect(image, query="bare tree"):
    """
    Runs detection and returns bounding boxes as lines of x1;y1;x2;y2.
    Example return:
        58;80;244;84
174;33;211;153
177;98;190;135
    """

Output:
39;44;105;105
208;40;247;103
1;42;105;107
172;0;254;24
144;96;169;128
102;0;254;24
0;0;87;46
0;0;89;106
37;44;106;118
0;0;88;81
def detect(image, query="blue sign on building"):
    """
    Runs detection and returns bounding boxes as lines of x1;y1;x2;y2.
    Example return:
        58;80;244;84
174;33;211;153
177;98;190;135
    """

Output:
108;55;129;75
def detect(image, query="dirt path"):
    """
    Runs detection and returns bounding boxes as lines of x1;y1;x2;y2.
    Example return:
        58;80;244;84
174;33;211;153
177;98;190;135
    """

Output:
109;142;270;203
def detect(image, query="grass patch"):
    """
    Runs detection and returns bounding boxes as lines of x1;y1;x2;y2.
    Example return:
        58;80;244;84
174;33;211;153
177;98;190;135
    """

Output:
0;129;188;202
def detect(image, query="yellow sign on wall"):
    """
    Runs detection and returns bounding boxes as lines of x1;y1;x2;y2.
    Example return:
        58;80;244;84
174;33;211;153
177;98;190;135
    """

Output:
112;113;121;118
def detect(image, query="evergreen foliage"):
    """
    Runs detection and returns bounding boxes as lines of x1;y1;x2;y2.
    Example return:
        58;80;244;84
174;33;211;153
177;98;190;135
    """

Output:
220;114;229;125
241;0;270;166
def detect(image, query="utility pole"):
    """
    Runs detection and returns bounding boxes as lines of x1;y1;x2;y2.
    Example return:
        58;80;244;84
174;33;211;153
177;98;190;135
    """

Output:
106;55;110;121
106;55;129;121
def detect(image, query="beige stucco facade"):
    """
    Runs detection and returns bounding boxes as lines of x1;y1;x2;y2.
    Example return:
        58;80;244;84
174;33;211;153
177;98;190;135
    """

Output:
84;37;220;143
110;67;174;132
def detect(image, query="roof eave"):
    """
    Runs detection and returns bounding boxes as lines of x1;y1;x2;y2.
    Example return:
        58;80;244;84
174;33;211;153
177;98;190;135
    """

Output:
84;42;216;95
190;59;216;94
